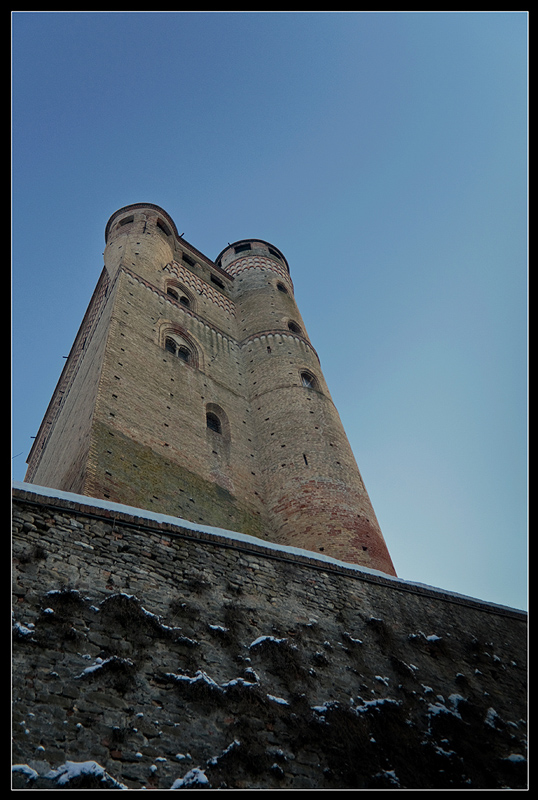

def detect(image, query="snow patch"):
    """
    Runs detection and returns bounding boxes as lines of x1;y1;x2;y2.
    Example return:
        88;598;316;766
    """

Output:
12;764;38;781
45;760;127;789
267;694;289;705
13;620;35;637
249;635;289;649
171;767;209;789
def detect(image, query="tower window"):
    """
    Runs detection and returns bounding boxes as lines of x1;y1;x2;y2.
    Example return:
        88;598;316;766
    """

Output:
277;282;288;294
164;336;192;364
288;321;302;334
211;275;225;289
301;371;318;389
165;281;195;311
157;219;171;236
234;243;251;254
165;337;177;354
206;412;221;434
177;346;191;363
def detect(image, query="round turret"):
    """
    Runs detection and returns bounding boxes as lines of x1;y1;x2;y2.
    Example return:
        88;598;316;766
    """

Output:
104;204;177;284
220;239;396;575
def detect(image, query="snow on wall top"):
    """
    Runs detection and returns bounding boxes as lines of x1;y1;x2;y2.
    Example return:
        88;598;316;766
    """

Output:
12;481;525;617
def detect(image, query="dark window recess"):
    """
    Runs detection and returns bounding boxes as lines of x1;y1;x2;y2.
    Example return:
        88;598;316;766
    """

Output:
165;338;191;364
234;243;251;254
167;288;179;300
277;282;288;293
157;219;171;236
119;215;134;227
268;247;281;260
182;253;195;267
179;296;190;307
206;412;221;434
177;346;191;363
288;321;301;334
211;275;225;289
301;372;316;389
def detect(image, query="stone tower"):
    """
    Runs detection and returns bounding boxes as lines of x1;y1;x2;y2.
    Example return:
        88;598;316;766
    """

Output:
25;203;396;576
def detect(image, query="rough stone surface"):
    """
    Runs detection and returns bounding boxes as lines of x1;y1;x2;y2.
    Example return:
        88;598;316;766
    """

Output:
12;487;527;790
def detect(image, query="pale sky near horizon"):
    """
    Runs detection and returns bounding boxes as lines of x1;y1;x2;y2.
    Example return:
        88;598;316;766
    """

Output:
12;11;527;611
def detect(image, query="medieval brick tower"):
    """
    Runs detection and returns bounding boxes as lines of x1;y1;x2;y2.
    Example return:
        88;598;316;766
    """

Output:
24;203;396;576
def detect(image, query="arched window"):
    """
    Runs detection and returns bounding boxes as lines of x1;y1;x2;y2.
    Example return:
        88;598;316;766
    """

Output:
205;404;231;464
177;345;191;363
162;328;198;368
165;337;177;354
301;371;318;389
164;280;195;311
205;403;230;441
288;321;302;334
206;412;221;434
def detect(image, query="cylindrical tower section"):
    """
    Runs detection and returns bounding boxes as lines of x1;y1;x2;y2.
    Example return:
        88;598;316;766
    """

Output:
217;240;396;576
104;203;177;284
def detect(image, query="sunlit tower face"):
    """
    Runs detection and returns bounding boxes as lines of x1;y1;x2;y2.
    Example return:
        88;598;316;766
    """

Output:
25;204;396;577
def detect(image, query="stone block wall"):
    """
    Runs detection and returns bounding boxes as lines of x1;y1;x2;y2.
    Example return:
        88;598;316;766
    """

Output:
12;485;527;790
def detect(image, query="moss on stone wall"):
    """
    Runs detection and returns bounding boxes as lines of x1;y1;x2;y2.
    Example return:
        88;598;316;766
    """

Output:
87;421;266;540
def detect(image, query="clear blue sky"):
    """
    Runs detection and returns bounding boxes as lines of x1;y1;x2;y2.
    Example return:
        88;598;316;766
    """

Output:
12;12;527;610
